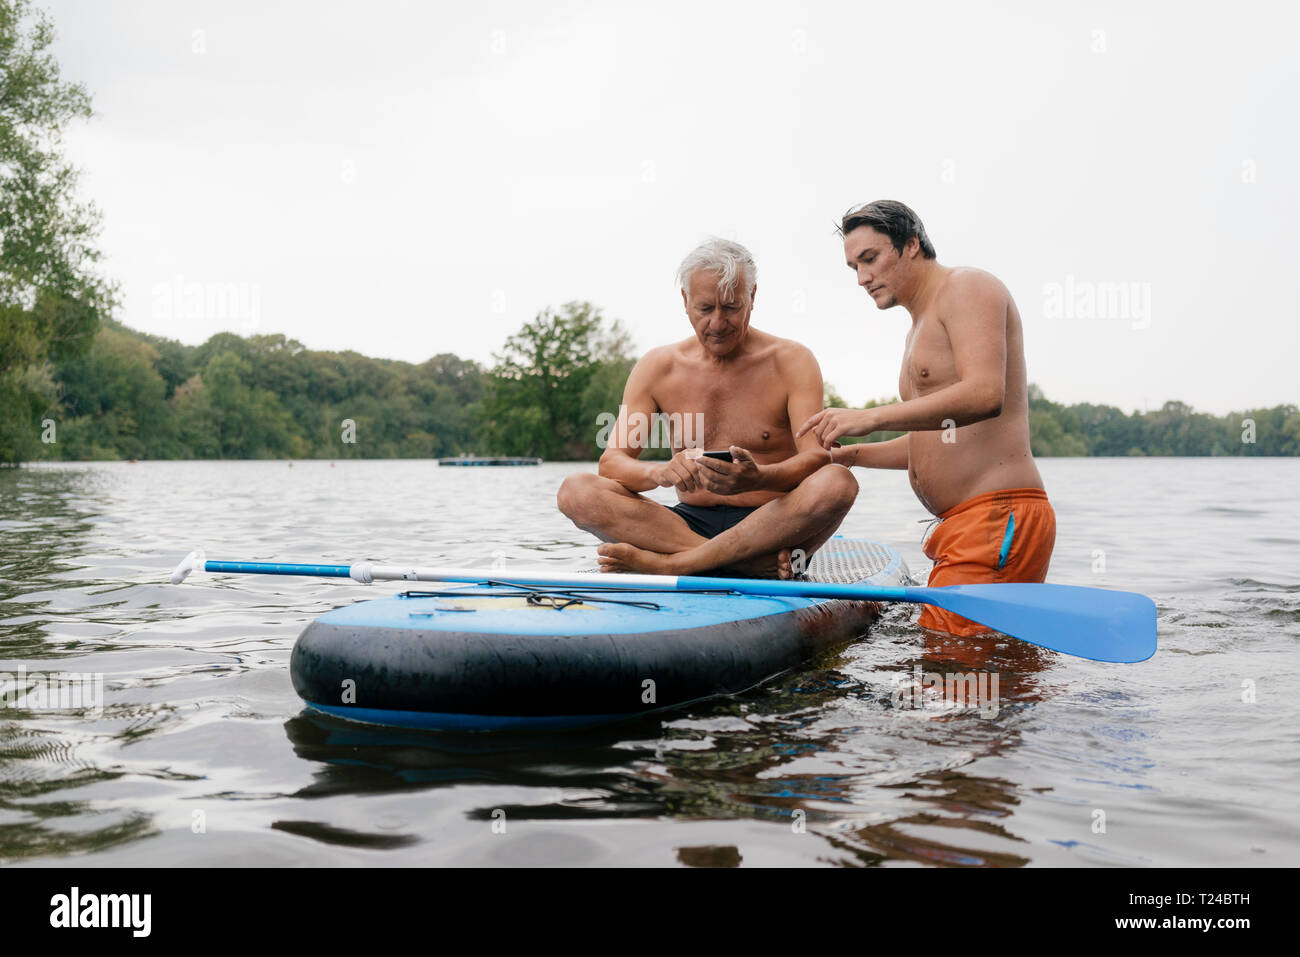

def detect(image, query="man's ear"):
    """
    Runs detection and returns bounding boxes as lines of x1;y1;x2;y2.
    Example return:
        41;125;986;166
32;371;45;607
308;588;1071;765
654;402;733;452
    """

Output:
750;283;758;307
905;236;919;260
681;287;689;310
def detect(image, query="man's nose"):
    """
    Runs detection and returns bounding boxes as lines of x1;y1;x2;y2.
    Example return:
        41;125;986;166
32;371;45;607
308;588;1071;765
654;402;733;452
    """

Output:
857;266;872;285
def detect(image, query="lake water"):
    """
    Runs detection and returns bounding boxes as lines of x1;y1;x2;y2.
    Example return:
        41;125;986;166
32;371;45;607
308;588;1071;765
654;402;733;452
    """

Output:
1;458;1296;867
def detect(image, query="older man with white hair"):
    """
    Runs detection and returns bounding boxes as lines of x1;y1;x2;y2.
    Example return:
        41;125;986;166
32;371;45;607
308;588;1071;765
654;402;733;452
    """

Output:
557;237;858;578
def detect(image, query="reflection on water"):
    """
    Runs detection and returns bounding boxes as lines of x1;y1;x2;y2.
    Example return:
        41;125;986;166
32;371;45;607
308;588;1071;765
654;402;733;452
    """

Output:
274;616;1115;867
1;459;1298;866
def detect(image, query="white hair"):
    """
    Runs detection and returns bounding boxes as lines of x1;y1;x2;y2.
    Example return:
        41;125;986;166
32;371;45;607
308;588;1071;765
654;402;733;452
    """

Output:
675;237;757;301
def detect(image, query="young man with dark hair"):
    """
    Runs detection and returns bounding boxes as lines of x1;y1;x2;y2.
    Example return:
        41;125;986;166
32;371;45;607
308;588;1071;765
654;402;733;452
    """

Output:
798;200;1055;635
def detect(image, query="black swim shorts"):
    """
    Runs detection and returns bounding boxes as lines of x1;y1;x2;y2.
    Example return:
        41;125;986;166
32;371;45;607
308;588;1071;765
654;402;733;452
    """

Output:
668;502;760;539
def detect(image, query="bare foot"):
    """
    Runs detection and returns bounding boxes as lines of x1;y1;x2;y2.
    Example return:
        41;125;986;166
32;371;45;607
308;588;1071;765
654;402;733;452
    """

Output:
596;542;678;575
715;548;794;580
599;544;799;580
777;548;793;579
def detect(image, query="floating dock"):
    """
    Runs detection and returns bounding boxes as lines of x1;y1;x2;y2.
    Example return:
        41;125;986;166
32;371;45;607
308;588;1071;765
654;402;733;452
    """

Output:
437;456;543;467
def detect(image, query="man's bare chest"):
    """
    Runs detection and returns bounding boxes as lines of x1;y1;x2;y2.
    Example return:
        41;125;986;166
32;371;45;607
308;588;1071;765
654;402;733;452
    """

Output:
654;371;792;452
900;318;958;399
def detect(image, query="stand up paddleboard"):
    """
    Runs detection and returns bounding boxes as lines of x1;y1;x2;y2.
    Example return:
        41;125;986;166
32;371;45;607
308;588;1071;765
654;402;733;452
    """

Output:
289;537;910;731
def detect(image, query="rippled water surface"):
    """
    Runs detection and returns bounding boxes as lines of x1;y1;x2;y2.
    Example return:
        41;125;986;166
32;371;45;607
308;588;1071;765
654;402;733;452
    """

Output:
1;458;1296;867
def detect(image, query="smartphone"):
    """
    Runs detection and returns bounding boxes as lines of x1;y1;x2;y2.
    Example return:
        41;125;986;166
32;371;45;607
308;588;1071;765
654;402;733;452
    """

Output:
702;450;734;462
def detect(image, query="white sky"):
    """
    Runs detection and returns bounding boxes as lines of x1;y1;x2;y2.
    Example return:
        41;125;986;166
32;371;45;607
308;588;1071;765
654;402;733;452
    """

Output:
46;0;1299;414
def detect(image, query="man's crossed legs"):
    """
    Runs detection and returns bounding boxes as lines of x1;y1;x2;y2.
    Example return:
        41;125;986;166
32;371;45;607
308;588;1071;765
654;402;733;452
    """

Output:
556;464;858;578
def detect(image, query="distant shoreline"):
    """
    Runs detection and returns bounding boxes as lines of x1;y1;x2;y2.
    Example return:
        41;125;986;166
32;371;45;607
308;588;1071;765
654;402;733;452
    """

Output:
8;319;1298;465
10;455;1300;468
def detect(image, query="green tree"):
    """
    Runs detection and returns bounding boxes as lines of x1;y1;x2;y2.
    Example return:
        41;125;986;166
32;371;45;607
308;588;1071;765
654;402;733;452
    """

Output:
484;302;628;459
410;354;486;456
1030;408;1088;456
0;362;55;460
0;0;113;463
1282;411;1300;456
50;324;175;459
171;351;298;458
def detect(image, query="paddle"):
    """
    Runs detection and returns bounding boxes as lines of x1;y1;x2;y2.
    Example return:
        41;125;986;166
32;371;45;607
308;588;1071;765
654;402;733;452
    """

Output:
168;550;1156;663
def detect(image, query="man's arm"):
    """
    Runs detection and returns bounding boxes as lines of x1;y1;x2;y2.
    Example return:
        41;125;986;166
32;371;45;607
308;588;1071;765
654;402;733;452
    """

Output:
834;435;909;469
799;273;1008;447
598;350;703;494
860;278;1006;429
754;344;835;490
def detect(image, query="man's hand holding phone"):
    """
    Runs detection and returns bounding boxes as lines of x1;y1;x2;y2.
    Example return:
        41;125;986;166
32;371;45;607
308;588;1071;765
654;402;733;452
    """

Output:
691;446;761;495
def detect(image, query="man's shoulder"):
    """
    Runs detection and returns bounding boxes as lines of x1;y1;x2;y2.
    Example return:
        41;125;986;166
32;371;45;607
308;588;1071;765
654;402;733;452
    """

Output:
634;340;688;372
937;267;1012;317
941;266;1010;297
748;328;818;367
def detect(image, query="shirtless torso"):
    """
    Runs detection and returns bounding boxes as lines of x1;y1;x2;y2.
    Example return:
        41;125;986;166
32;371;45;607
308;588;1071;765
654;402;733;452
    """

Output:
642;328;818;508
800;222;1045;517
900;267;1043;515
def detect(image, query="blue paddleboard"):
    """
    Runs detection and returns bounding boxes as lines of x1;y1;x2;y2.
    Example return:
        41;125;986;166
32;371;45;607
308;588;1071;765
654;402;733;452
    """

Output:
290;537;908;731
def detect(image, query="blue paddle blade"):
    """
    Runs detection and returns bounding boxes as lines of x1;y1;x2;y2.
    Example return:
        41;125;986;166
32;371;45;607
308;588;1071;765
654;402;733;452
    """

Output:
907;583;1157;663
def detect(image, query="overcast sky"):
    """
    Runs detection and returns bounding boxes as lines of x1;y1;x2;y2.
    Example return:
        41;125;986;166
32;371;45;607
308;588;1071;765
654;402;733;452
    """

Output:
46;0;1298;414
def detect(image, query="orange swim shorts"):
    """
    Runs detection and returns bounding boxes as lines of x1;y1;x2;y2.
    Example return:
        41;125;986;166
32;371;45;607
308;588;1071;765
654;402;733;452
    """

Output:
919;487;1056;637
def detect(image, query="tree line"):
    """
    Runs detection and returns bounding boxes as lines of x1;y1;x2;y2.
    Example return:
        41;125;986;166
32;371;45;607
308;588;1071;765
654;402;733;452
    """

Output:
3;310;1295;464
829;388;1298;458
4;305;639;463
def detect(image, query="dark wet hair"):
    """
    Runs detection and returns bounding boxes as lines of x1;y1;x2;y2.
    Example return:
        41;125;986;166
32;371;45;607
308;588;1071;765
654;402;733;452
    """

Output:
838;200;936;259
